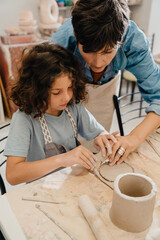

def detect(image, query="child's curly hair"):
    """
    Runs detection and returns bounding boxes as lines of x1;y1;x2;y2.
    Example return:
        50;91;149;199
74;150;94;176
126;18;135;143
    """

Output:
10;43;88;117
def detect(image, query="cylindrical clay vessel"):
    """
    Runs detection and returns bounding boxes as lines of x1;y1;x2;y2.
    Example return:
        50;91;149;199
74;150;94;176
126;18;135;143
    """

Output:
110;173;157;233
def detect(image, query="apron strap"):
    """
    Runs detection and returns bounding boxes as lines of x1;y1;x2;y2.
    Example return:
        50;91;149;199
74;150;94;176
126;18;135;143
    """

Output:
39;108;78;145
65;107;78;138
39;115;52;144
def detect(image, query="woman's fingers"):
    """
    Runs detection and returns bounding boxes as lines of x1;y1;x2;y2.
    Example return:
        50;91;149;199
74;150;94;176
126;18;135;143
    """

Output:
109;141;121;162
109;146;125;166
117;149;129;165
109;135;139;166
112;130;120;136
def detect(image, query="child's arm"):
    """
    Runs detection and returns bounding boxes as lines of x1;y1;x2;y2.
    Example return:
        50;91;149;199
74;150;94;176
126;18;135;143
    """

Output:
6;145;97;185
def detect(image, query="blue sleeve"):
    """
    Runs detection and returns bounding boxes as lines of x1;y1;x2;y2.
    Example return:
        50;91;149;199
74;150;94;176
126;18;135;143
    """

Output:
74;104;105;140
123;21;160;115
4;111;32;157
50;18;76;52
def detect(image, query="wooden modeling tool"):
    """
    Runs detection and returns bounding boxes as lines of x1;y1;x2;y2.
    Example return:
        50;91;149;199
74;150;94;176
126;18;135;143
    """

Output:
22;197;65;204
36;204;78;240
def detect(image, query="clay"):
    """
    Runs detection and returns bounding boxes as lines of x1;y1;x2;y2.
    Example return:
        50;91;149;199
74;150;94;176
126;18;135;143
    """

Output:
39;0;61;34
99;161;133;182
19;11;37;34
78;194;112;240
110;173;157;232
40;0;59;24
145;228;160;240
93;152;144;189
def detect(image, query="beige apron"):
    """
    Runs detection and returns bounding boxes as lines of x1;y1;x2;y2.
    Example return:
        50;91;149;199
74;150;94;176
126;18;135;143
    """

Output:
39;107;81;159
78;72;120;152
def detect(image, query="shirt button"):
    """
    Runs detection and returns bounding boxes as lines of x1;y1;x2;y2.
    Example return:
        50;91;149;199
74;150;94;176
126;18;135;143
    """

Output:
103;76;105;78
99;81;102;84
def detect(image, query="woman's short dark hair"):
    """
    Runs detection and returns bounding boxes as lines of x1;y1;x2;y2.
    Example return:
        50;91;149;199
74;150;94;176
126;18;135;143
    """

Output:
72;0;130;53
10;43;88;117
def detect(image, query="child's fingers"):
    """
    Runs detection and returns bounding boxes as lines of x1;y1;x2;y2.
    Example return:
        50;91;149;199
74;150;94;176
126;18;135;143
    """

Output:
80;154;95;168
97;135;112;156
95;137;107;157
104;139;112;155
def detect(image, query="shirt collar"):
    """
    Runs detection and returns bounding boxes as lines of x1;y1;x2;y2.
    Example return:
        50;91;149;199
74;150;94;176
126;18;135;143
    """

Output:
113;46;127;70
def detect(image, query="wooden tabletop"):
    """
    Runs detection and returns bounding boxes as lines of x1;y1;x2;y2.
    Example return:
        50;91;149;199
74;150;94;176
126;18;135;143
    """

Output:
1;129;160;240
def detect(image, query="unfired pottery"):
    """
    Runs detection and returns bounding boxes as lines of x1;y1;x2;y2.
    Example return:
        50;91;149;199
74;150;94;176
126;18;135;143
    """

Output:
110;173;157;232
39;0;61;33
40;0;59;24
19;11;37;34
93;152;145;189
78;194;112;240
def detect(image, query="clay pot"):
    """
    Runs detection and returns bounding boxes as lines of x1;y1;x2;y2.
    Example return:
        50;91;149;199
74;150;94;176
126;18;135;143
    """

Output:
110;173;157;233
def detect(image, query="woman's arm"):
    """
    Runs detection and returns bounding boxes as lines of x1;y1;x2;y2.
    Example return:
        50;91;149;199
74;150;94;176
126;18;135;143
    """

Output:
109;112;160;165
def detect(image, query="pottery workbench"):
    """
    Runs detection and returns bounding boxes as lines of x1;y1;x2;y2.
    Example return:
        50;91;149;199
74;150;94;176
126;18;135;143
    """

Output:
0;129;160;240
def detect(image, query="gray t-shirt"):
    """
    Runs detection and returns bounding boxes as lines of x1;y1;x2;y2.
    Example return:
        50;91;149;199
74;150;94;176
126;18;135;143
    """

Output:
4;103;104;162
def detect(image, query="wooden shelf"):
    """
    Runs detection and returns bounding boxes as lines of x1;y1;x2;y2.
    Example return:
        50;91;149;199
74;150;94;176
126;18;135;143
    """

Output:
128;3;142;6
58;6;72;10
0;76;11;119
128;0;142;6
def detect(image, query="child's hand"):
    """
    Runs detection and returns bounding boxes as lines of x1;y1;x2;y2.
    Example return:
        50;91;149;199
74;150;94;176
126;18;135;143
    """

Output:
61;145;97;169
94;131;119;157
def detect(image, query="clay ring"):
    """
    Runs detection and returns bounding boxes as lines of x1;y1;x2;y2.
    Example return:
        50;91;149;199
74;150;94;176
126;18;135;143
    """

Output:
117;147;125;156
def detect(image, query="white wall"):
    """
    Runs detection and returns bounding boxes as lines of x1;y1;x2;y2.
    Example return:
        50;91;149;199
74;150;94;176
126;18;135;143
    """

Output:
129;0;152;34
0;0;160;55
0;0;40;35
129;0;160;55
148;0;160;55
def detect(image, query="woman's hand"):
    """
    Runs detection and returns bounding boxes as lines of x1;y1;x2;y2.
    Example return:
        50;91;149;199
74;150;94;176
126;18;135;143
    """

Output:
108;134;141;166
109;112;160;166
94;131;119;157
61;145;97;169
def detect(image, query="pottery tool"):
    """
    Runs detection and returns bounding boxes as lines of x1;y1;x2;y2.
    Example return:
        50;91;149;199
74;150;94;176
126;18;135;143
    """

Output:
36;204;77;240
93;151;145;189
22;197;65;204
100;158;109;166
78;194;112;240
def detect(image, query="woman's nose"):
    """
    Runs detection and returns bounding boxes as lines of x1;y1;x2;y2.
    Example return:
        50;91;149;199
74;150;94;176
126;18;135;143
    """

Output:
92;54;104;66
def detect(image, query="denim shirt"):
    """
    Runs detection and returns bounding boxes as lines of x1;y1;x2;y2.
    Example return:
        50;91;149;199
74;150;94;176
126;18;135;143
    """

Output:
51;18;160;115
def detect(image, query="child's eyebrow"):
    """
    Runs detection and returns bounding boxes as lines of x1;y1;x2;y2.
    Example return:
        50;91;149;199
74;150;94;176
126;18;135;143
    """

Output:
51;88;61;90
51;84;72;90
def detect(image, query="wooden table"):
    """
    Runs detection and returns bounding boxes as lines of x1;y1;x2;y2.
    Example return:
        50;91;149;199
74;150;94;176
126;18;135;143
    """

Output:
1;129;160;240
